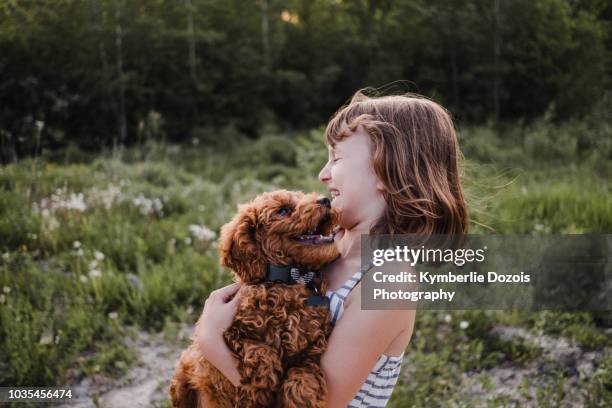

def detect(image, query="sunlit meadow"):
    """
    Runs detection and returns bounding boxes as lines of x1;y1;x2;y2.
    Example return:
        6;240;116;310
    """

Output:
1;117;610;406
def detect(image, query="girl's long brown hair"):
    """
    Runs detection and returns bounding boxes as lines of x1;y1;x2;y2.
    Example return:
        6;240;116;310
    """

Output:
325;91;468;235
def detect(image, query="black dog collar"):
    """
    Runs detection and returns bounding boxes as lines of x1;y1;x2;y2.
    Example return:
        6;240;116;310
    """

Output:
266;264;318;286
305;295;330;308
265;264;329;308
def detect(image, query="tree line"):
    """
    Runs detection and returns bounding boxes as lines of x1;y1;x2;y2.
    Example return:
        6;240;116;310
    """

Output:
0;0;610;161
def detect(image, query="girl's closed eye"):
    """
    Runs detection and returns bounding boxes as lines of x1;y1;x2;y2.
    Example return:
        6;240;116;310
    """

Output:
330;150;340;163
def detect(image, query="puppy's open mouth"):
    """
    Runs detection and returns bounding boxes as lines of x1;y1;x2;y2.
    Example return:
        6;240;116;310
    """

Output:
290;215;336;245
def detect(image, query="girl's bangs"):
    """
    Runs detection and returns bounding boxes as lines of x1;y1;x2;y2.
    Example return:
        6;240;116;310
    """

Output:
324;102;366;146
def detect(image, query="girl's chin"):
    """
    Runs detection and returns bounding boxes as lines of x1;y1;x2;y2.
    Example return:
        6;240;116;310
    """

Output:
333;205;354;230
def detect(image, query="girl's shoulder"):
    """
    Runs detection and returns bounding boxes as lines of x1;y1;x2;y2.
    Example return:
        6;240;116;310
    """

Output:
344;272;416;356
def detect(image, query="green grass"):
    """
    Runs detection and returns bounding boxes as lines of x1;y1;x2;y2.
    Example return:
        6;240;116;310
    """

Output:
1;120;611;406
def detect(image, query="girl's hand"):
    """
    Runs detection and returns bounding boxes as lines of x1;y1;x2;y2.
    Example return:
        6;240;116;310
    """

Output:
195;282;243;354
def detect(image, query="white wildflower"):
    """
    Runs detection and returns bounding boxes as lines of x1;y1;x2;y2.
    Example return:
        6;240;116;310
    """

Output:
188;224;216;241
3;286;10;294
108;312;118;320
39;333;53;346
443;314;452;323
79;275;88;283
0;294;5;304
2;253;9;261
132;194;146;213
459;321;470;330
94;250;105;261
89;269;102;278
90;184;122;210
153;197;163;214
43;216;59;231
65;192;86;212
35;186;87;215
89;260;98;270
75;248;84;257
73;240;81;249
132;193;164;216
184;237;192;245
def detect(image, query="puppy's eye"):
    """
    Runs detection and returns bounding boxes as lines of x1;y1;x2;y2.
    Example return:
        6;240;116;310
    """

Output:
277;207;292;216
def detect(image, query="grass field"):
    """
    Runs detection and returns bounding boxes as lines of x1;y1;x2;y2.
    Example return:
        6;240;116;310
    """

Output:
1;119;610;406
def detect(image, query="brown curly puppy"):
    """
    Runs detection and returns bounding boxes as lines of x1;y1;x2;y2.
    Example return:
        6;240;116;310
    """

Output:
170;190;340;408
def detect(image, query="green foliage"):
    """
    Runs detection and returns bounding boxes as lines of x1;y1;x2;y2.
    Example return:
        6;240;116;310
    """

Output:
585;356;612;407
0;253;120;385
0;153;227;385
489;178;611;233
0;119;610;407
530;312;610;350
1;0;610;160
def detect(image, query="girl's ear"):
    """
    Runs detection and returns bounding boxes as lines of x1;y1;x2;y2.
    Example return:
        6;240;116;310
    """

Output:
218;204;263;279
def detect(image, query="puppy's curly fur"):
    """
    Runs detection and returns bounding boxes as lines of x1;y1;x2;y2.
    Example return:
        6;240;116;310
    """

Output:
170;190;340;408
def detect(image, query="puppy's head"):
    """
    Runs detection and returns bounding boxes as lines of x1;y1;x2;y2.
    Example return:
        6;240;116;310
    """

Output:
219;190;340;283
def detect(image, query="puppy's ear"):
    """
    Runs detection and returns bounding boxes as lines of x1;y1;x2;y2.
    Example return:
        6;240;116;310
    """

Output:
219;204;264;280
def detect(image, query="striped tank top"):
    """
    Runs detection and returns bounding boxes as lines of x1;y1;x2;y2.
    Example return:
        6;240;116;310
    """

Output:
326;265;404;407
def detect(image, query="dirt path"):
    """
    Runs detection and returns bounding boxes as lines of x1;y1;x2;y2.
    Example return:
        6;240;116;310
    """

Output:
58;323;609;407
58;327;189;407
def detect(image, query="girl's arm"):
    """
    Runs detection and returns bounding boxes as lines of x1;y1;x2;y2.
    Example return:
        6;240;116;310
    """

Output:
197;282;415;405
321;288;415;407
198;329;241;386
195;282;243;387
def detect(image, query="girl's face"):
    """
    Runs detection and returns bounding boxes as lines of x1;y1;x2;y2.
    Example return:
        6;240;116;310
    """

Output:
318;127;387;230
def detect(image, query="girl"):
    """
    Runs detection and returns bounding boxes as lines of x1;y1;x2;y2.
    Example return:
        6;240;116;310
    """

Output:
196;91;469;407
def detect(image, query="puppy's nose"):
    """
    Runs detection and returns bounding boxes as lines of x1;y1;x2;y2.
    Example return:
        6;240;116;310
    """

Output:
317;197;331;208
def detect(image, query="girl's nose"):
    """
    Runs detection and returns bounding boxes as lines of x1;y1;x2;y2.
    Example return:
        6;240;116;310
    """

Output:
318;162;331;184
